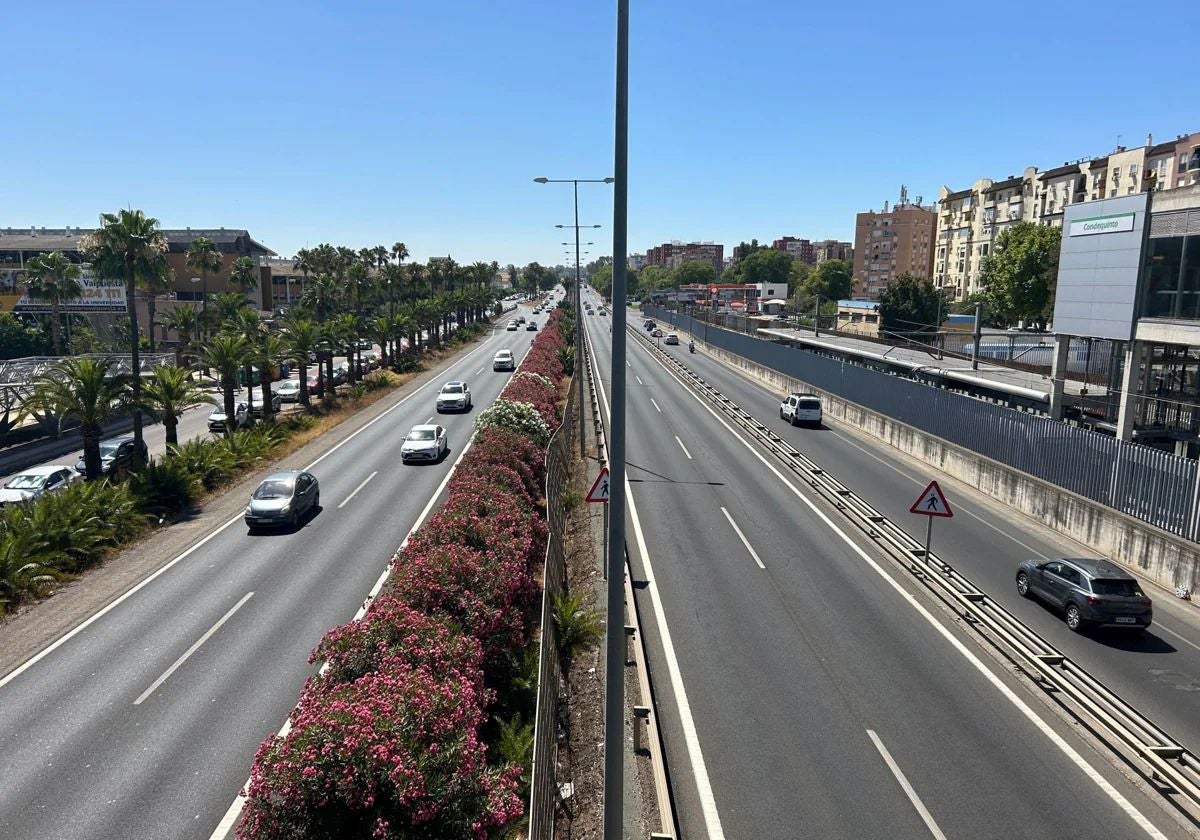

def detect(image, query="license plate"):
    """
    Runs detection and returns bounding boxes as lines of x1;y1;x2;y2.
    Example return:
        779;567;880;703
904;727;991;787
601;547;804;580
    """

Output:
1114;616;1137;624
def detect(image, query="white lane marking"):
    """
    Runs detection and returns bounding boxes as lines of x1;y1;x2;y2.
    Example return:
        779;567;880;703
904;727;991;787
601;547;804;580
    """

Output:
586;329;727;839
636;375;644;385
2;335;503;695
337;471;378;509
424;415;434;425
720;507;764;569
134;592;254;706
867;729;948;840
638;339;1168;839
675;435;693;460
475;368;484;376
650;397;662;413
1156;622;1200;654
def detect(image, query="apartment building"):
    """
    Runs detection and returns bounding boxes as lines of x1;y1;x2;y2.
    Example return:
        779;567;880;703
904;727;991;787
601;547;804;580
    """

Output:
771;236;815;264
934;131;1200;301
853;191;937;297
628;252;647;271
645;240;724;273
813;239;854;264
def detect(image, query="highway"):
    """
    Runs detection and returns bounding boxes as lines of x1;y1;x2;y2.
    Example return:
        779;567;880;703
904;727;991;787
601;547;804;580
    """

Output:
0;302;551;840
585;291;1193;840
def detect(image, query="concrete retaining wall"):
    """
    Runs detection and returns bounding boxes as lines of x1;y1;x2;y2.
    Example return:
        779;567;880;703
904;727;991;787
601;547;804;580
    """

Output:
695;336;1200;595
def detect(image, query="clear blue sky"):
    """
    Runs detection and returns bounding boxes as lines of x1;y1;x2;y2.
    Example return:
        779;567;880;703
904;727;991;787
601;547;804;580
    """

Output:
6;0;1198;267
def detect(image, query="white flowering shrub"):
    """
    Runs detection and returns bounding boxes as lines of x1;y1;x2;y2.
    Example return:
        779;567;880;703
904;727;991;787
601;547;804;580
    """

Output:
474;399;552;447
511;370;554;388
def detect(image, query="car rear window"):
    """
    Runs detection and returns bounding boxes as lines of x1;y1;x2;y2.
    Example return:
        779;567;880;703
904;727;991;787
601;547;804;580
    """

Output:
1090;578;1143;597
798;399;821;410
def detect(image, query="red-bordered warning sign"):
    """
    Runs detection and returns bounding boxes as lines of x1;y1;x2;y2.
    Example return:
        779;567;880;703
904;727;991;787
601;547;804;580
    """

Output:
586;466;611;503
909;480;953;518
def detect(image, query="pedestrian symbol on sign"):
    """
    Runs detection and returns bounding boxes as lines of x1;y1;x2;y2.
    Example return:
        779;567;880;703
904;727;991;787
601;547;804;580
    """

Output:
909;480;953;518
586;466;611;503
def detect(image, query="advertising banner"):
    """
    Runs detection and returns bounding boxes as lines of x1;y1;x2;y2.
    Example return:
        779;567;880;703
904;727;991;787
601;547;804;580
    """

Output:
5;266;128;313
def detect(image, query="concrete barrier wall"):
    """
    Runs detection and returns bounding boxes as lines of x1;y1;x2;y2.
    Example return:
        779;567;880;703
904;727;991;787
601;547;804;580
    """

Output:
691;335;1200;595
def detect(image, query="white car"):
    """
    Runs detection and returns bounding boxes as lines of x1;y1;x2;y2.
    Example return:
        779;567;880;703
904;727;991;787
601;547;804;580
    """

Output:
209;402;249;432
401;424;447;463
780;392;823;427
0;465;79;507
664;333;680;345
436;380;472;412
277;380;302;403
493;350;516;371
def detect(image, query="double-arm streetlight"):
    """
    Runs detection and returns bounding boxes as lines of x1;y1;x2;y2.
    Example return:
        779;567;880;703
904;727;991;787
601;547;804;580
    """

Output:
535;176;613;457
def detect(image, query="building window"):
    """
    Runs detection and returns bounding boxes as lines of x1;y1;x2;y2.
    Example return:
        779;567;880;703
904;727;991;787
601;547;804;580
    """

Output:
1181;153;1189;173
1143;236;1185;318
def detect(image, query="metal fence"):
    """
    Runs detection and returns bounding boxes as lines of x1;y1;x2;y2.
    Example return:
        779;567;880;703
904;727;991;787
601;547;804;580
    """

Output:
646;307;1200;540
527;379;578;840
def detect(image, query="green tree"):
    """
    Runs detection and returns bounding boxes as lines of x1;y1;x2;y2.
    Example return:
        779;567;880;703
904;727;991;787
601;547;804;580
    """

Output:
590;264;613;298
636;265;673;296
20;357;132;480
878;273;944;336
788;261;813;297
736;248;794;289
229;256;259;306
251;334;290;423
185;236;223;328
732;239;764;262
0;314;51;358
158;305;201;365
672;260;717;287
194;334;250;435
141;365;215;448
804;260;854;303
23;251;83;355
79;208;169;467
978;222;1061;331
282;316;321;408
138;256;173;353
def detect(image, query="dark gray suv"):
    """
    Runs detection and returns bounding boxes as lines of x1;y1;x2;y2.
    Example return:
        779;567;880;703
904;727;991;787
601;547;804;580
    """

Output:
1016;557;1153;633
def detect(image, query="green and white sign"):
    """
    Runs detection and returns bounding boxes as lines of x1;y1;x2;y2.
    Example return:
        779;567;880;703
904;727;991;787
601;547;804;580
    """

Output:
1069;212;1135;237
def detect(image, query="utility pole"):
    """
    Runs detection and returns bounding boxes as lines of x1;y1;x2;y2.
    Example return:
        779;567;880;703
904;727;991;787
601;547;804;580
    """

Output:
574;181;585;458
604;0;629;837
972;300;983;370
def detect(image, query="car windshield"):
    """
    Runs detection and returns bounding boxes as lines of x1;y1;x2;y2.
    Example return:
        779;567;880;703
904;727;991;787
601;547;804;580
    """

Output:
99;442;122;458
253;479;295;500
5;473;47;490
1090;579;1143;597
409;429;436;441
442;384;464;394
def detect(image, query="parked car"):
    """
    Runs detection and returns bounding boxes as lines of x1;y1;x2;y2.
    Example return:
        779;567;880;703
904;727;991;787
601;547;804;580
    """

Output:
436;381;472;412
1016;557;1153;633
248;391;283;417
362;350;380;370
74;436;148;478
0;465;79;507
779;393;823;427
401;424;447;463
664;333;679;345
332;363;350;385
277;380;302;403
244;470;320;532
493;350;516;371
526;322;538;332
356;339;373;350
209;402;250;432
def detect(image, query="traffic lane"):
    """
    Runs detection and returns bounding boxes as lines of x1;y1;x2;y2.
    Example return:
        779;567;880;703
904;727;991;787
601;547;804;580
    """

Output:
662;333;1200;753
614;328;1174;839
0;328;526;838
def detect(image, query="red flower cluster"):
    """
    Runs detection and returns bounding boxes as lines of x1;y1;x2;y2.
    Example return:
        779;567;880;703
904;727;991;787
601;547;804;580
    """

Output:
239;309;574;839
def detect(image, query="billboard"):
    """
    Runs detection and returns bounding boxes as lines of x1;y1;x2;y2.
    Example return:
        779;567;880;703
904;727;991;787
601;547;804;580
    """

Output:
5;266;128;313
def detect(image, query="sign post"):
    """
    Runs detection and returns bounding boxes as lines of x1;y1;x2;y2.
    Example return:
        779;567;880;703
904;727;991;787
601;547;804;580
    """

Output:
909;480;953;573
587;466;611;580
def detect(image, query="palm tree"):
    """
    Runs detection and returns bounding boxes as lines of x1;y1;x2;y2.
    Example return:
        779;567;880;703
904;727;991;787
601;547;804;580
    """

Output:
230;307;263;397
23;251;83;355
194;334;250;435
293;248;313;301
281;316;321;408
250;334;289;423
19;357;132;480
229;256;259;307
330;313;359;384
139;259;173;353
301;273;340;395
141;365;215;448
158;305;201;366
186;236;223;328
211;291;249;326
391;242;409;268
79;209;169;467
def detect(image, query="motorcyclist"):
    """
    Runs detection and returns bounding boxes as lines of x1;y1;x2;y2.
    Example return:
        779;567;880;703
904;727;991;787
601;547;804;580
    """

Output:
688;340;695;353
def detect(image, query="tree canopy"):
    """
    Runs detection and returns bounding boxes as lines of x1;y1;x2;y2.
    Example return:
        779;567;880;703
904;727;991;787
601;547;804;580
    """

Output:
878;273;943;336
978;222;1061;331
671;260;717;287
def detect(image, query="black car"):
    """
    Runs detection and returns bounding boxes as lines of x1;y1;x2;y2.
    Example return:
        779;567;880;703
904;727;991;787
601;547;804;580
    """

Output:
75;436;148;478
1016;557;1153;632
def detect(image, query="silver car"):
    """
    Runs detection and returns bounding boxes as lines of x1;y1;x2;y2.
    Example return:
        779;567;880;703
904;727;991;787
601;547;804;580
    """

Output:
276;380;302;403
0;465;79;507
401;424;447;463
436;381;472;413
244;470;320;532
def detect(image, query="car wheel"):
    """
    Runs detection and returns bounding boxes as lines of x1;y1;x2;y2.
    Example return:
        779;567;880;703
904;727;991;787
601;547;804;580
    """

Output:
1016;572;1031;598
790;413;798;427
779;408;785;420
312;491;319;510
1065;603;1086;633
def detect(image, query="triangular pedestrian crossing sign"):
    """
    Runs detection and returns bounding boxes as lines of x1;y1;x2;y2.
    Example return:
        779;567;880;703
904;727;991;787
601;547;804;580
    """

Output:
586;466;611;503
909;480;953;518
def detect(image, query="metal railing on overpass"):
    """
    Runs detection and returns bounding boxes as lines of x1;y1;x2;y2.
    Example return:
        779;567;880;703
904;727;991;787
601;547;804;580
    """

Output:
630;324;1200;831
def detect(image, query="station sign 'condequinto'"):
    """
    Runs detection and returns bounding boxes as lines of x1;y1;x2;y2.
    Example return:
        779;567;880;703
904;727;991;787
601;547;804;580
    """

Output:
1069;212;1136;237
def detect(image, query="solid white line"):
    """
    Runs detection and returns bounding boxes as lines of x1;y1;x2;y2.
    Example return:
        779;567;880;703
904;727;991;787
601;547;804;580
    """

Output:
475;368;484;376
720;506;764;569
134;592;254;706
675;435;693;460
1156;622;1200;654
650;397;662;413
337;470;378;509
587;328;727;839
867;729;948;840
636;375;644;385
637;338;1168;839
424;415;434;425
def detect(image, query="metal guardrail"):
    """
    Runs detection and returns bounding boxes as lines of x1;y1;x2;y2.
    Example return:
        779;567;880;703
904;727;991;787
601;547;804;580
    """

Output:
630;325;1200;830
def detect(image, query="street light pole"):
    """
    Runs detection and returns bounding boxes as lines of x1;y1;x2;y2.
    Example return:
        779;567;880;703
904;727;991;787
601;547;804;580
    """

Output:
604;0;629;836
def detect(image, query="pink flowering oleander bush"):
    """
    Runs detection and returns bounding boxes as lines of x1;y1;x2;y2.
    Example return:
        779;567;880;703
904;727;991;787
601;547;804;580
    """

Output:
459;426;546;500
309;596;484;694
386;541;537;668
499;376;559;426
238;666;522;840
447;464;539;511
